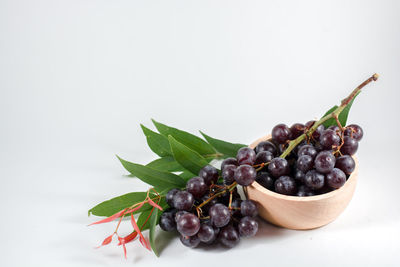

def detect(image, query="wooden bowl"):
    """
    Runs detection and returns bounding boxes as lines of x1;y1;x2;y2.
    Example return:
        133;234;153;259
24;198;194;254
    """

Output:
245;135;358;230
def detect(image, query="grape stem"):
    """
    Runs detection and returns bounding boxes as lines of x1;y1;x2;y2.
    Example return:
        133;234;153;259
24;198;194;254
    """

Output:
279;73;379;159
196;182;238;210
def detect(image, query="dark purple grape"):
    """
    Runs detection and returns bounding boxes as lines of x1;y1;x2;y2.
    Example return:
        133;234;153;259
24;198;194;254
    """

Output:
254;151;274;165
159;211;177;231
316;184;332;195
304;170;325;190
297;144;318;159
312;125;325;140
268;157;290;178
186;177;208;198
328;125;340;133
255;141;277;155
255;172;274;190
222;164;237;185
199;165;219;185
175;210;189;222
320;129;341;149
180;234;200;248
290;123;306;139
335;155;355;175
314;151;336;174
344;124;363;141
218;225;240;248
230;198;242;217
294;140;307;155
199;195;218;214
240;200;258;217
340;136;359;156
274;176;297;195
221;157;239;171
296;185;315;197
238;216;258;237
166;188;180;207
173;191;194;211
176;213;200;236
272;124;292;144
305;120;316;129
197;224;215;243
209;203;231;228
234;165;256;186
296;155;314;173
236;147;256;165
326;168;346;189
294;169;305;183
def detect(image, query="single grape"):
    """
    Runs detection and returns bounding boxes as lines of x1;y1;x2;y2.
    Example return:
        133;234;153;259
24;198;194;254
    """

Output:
296;155;314;173
312;125;325;140
173;191;195;211
166;188;180;207
268;157;290;178
290;123;306;139
294;140;307;155
230;198;242;217
294;169;305;183
186;177;208;198
209;203;231;228
255;141;277;155
326;168;346;189
340;136;359;156
234;165;256;186
296;185;315;196
255;172;274;190
238;216;258;237
344;124;363;141
218;225;240;248
199;165;219;185
159;211;177;231
197;223;215;243
236;147;256;165
305;120;316;129
255;151;274;165
297;144;318;159
304;170;325;190
240;200;258;217
180;234;200;248
328;125;340;133
314;151;336;174
221;157;239;171
222;164;237;185
320;129;341;149
176;213;200;236
272;124;292;144
335;155;355;175
175;210;189;222
274;176;297;195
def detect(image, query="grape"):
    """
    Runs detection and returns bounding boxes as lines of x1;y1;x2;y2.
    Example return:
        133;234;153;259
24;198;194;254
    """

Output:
186;177;208;198
296;185;315;196
180;234;200;248
274;176;297;195
236;147;256;165
234;165;256;186
297;144;318;159
272;124;292;144
320;129;341;149
166;188;180;207
230;198;242;217
344;124;363;141
294;169;305;183
175;210;189;222
199;195;218;214
268;157;290;178
159;211;177;231
209;203;231;227
340;136;359;155
305;120;316;129
255;151;274;165
255;141;277;155
290;123;306;139
240;200;258;217
173;191;195;211
296;155;314;173
176;213;200;236
199;165;219;185
304;170;325;190
294;140;307;155
221;157;239;171
328;125;340;133
326;168;346;189
335;155;355;175
312;125;325;139
238;216;258;237
314;151;336;174
197;224;215;243
255;172;274;190
218;225;240;248
222;164;237;185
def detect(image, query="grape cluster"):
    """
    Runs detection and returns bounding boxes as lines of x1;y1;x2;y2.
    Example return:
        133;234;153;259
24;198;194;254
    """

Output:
160;162;259;248
254;122;362;196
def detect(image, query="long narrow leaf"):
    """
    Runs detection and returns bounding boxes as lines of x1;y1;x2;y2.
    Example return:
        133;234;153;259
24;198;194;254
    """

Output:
141;124;172;157
200;131;246;158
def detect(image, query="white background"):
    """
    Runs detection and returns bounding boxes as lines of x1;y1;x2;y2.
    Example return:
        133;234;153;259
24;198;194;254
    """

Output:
1;0;400;266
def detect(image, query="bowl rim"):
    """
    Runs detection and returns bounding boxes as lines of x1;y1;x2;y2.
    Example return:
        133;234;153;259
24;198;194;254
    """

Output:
247;134;358;202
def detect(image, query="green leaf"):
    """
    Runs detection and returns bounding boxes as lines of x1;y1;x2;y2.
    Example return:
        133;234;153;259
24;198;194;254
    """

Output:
338;91;360;126
168;136;209;175
136;198;167;232
322;105;338;128
146;156;185;172
149;207;161;256
117;156;186;191
141;124;172;157
179;171;196;181
200;131;246;158
88;192;151;217
152;119;216;156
